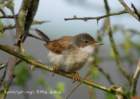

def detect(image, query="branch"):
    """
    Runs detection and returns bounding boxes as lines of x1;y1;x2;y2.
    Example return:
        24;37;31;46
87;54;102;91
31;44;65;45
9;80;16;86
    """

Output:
22;0;40;42
94;23;114;85
131;3;140;20
66;70;91;99
103;0;130;82
95;65;114;85
1;1;39;99
2;20;46;32
118;0;140;21
0;15;15;19
0;44;125;96
3;24;15;31
32;20;50;25
131;60;140;95
0;64;6;70
64;10;127;21
0;1;33;99
16;0;31;42
0;63;7;87
0;9;6;16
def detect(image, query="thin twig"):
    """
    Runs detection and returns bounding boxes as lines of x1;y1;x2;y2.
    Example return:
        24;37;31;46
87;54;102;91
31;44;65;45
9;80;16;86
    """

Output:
94;29;114;85
104;0;130;82
0;64;6;70
0;15;15;19
2;20;47;32
131;3;140;20
0;62;6;91
20;0;40;42
32;20;50;25
131;60;140;95
3;25;15;31
28;33;44;41
118;0;140;21
95;65;114;85
0;63;7;87
64;10;127;21
0;9;6;16
66;71;91;99
0;44;125;95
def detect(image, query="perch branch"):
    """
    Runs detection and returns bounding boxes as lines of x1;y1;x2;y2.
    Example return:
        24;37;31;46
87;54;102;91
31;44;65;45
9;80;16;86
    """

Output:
0;44;125;96
64;10;127;21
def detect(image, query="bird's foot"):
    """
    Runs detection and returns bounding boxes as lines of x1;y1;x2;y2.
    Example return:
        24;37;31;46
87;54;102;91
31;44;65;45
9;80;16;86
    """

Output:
71;72;80;83
52;65;59;72
52;65;59;76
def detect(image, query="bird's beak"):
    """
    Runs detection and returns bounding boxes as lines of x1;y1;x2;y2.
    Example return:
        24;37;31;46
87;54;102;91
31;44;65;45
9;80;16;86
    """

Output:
95;42;104;46
92;42;103;47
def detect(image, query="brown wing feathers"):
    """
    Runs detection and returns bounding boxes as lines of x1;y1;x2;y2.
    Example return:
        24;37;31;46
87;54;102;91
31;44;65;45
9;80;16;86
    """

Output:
44;36;72;54
35;29;73;54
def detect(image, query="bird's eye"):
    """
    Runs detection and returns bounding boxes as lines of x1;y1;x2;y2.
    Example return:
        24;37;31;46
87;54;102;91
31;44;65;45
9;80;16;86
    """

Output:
84;40;89;43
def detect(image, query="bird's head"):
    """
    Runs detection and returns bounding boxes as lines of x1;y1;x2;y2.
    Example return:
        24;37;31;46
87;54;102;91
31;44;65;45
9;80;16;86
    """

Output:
73;33;103;54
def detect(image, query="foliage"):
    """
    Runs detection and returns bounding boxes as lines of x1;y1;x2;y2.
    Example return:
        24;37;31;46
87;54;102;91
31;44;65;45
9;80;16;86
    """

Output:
105;92;116;99
54;82;65;99
14;61;30;86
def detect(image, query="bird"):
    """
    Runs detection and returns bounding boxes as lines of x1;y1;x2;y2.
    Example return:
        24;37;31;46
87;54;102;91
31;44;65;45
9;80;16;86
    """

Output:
35;29;102;81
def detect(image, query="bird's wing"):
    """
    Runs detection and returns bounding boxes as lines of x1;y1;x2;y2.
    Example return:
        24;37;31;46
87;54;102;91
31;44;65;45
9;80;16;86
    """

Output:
44;36;73;54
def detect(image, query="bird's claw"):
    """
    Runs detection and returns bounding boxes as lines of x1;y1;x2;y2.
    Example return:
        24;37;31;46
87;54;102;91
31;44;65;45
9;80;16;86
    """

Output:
52;65;59;76
52;65;59;72
72;72;80;83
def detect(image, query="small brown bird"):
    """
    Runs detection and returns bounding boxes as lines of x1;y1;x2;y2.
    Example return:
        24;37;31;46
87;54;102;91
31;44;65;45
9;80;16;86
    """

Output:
35;29;102;81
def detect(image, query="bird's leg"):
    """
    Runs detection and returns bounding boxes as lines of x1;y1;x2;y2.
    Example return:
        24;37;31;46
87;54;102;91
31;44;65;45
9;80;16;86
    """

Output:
52;65;59;72
52;65;59;76
71;72;81;82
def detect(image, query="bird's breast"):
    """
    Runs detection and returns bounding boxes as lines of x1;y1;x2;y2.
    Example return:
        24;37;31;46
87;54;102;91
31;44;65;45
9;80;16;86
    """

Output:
48;51;64;65
47;46;94;72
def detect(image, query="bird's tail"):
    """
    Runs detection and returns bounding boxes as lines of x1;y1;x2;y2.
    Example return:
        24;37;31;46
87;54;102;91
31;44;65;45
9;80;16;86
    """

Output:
35;29;50;43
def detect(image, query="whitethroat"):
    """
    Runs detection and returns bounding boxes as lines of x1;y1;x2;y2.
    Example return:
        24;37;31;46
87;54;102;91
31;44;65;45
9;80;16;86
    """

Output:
35;29;102;81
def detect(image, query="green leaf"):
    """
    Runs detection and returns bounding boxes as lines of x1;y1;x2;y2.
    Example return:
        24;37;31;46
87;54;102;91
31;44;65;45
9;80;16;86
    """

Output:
56;82;65;93
36;76;46;87
54;95;61;99
14;61;30;86
53;82;65;99
105;92;115;99
36;76;50;90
